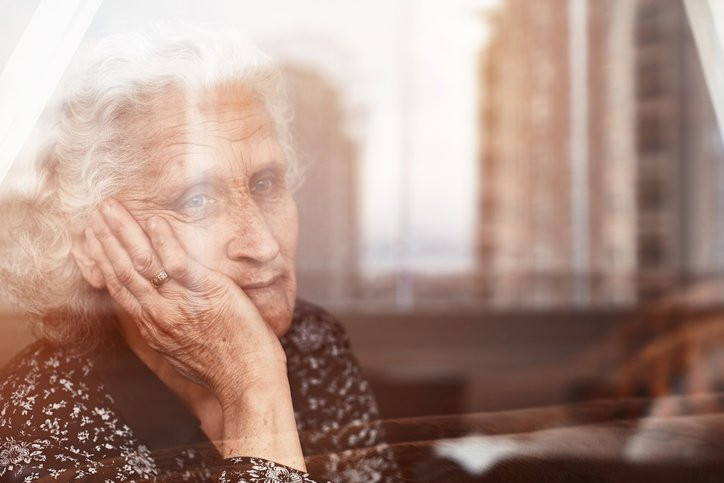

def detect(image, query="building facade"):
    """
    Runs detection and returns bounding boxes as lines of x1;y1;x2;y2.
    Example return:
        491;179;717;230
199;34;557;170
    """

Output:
478;0;723;307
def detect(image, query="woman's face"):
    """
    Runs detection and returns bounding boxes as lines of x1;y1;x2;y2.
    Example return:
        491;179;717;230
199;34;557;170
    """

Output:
116;85;298;336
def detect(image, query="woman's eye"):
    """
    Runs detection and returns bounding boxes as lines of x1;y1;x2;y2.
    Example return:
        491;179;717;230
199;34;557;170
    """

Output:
182;194;216;211
252;177;275;194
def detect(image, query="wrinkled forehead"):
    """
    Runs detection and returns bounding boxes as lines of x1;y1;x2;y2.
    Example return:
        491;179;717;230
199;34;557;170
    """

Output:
124;84;281;180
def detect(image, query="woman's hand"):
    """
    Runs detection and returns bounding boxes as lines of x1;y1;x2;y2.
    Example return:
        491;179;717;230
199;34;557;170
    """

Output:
86;198;285;404
83;198;305;469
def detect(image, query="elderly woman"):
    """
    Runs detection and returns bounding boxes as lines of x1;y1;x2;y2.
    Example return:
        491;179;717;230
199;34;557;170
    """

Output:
0;28;395;482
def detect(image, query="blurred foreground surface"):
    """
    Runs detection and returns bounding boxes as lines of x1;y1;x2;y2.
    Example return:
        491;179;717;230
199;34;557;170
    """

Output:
371;394;724;481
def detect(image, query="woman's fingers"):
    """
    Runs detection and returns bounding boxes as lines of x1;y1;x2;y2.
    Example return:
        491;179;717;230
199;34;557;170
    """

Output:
92;196;219;298
88;212;172;345
84;227;144;320
91;208;161;303
146;216;217;292
99;199;167;284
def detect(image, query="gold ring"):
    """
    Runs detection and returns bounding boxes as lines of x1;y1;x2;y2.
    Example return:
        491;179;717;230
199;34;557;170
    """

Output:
151;270;170;288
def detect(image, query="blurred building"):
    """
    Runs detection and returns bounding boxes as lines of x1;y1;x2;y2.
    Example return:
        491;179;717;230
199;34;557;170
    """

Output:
634;0;724;297
478;0;724;307
478;0;638;307
283;64;361;307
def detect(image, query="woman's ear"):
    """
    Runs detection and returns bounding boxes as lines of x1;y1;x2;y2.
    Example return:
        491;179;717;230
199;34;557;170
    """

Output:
70;232;106;289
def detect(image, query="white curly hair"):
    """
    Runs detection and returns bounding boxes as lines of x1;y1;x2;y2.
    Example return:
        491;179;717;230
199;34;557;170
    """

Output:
0;24;299;352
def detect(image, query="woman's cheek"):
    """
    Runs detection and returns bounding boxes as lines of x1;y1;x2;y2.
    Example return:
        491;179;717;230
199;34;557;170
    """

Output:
173;222;221;267
272;197;299;259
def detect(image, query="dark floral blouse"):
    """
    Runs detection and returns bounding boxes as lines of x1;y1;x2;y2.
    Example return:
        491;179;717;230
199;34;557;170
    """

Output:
0;300;398;482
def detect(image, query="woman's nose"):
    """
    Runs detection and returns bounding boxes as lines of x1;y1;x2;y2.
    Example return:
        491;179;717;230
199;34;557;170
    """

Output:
226;205;281;264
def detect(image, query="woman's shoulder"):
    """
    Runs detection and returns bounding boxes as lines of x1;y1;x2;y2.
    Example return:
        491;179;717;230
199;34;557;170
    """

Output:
282;301;397;481
0;339;157;481
283;299;378;428
0;339;99;428
1;339;94;388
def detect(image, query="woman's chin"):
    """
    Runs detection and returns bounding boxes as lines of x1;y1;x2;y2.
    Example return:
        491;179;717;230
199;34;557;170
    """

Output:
244;285;295;337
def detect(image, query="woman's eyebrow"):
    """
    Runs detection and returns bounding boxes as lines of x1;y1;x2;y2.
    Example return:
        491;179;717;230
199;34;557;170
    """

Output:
178;175;225;194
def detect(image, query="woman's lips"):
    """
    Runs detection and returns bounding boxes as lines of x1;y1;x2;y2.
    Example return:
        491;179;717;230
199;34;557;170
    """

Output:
241;275;281;291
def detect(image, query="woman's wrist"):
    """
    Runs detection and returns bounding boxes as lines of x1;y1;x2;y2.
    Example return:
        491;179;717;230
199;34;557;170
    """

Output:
210;327;287;401
215;355;288;407
220;375;306;471
218;366;288;412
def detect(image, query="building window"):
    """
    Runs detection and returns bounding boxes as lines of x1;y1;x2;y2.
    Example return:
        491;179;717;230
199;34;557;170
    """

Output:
637;112;665;154
638;237;663;267
637;60;664;99
638;179;664;211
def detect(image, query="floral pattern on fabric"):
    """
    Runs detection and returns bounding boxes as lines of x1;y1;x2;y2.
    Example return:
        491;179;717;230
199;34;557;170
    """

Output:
0;300;397;482
223;457;318;483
